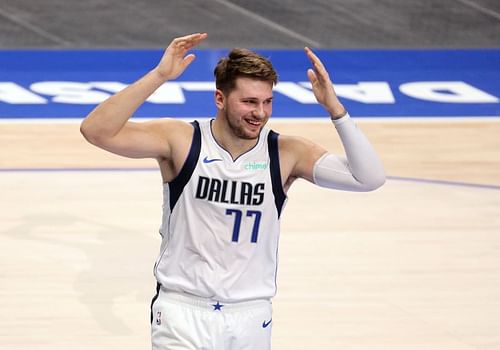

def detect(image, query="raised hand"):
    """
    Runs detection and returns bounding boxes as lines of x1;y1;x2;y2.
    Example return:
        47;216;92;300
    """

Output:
304;47;345;118
155;32;208;81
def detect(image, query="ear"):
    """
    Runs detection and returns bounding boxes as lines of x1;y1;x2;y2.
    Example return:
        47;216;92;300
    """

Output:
215;89;225;110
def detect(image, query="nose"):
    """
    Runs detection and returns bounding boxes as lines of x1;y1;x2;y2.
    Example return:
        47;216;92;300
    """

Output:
253;103;266;119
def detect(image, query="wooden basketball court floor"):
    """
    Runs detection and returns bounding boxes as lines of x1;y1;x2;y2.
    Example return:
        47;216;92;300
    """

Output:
1;117;500;350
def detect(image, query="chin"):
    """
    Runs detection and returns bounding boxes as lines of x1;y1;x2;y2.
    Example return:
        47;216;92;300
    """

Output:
242;126;264;140
237;131;259;140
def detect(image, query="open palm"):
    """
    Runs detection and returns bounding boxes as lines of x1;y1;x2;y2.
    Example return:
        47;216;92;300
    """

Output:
305;47;344;116
156;33;208;81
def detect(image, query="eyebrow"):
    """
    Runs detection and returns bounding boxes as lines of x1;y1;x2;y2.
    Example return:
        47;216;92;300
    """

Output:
241;96;273;101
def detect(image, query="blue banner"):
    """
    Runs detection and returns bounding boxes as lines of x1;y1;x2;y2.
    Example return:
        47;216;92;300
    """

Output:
0;49;499;118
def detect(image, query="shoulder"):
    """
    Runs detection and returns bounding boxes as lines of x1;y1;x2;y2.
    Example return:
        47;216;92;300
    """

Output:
135;118;195;148
276;134;322;158
154;118;199;151
140;117;194;136
274;132;327;183
149;118;200;181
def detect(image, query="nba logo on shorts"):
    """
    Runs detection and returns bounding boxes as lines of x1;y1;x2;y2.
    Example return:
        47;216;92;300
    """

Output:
156;311;162;325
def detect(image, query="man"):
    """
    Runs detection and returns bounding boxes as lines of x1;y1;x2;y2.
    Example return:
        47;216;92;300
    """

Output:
80;32;385;350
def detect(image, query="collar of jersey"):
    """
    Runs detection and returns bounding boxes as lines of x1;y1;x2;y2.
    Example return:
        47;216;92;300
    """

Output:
208;119;265;163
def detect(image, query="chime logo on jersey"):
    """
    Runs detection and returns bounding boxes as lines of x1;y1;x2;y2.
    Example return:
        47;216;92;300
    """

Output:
195;176;265;205
244;161;268;171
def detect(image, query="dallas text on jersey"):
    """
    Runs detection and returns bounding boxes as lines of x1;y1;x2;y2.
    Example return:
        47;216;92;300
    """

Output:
195;176;265;206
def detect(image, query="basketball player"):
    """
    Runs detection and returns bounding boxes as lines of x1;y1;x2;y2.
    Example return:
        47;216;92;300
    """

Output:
80;32;385;349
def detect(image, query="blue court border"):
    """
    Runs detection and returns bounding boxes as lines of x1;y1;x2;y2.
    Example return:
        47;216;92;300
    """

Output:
1;48;499;118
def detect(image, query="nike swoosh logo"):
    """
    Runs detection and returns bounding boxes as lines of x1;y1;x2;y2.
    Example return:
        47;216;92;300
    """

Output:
262;319;272;328
203;156;223;164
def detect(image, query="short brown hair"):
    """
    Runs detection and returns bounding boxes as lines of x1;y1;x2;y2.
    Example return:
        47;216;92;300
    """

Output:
214;48;278;94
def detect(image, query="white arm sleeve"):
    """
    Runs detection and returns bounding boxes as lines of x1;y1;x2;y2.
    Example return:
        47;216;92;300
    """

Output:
312;113;386;192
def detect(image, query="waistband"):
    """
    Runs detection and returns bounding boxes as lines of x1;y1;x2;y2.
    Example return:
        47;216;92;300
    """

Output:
160;288;271;312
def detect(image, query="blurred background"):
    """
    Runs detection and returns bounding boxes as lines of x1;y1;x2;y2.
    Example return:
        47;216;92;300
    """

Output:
1;0;499;48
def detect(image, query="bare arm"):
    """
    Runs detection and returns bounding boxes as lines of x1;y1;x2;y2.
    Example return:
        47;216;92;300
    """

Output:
281;47;385;192
80;33;208;160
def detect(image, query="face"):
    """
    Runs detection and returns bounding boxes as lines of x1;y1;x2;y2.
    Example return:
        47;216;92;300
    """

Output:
216;77;273;140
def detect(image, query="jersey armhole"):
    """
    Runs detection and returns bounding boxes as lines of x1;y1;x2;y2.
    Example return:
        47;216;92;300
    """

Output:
267;130;287;218
168;121;201;210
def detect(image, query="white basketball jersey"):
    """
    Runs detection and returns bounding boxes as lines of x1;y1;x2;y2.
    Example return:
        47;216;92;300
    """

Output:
154;120;287;302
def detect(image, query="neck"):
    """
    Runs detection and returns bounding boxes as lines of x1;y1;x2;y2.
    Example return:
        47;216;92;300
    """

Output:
212;116;259;161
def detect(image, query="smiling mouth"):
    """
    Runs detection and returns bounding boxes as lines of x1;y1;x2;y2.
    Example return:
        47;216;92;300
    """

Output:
245;119;262;127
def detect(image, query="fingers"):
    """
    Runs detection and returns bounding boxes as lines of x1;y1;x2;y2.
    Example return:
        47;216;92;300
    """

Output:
171;32;208;51
304;46;330;82
305;47;325;69
307;68;318;85
182;53;196;69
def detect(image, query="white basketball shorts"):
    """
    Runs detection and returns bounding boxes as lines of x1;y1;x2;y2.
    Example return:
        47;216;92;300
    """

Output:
151;286;273;350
